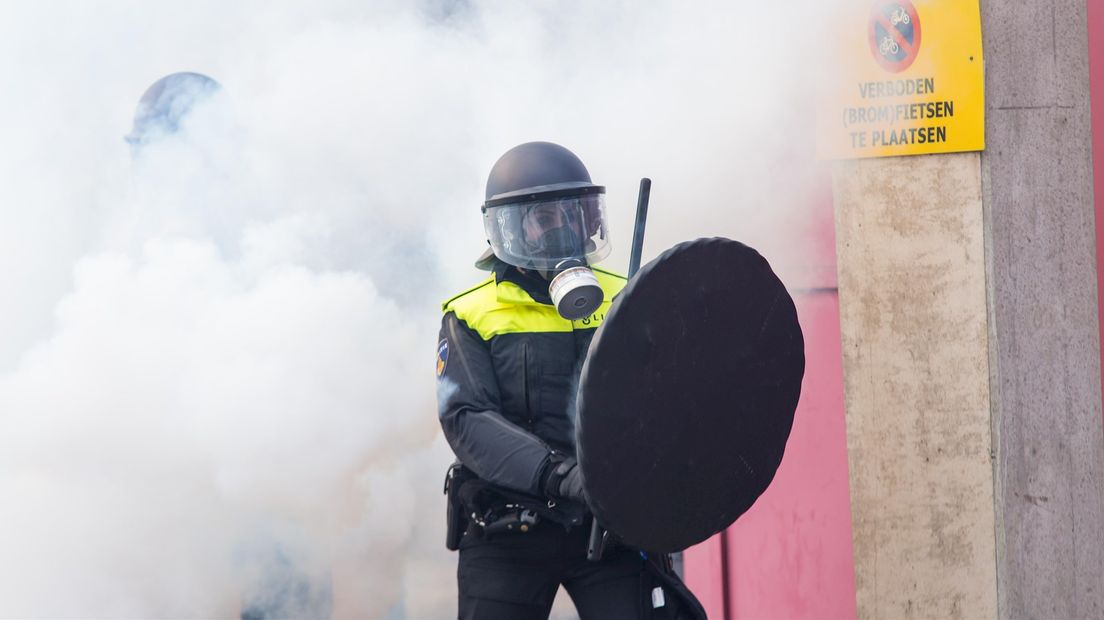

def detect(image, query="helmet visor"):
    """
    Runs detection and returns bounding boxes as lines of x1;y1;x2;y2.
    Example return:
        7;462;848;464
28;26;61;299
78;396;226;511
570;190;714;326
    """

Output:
483;193;611;270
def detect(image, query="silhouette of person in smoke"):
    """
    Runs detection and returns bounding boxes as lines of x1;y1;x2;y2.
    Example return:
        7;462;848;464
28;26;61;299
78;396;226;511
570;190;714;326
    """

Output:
124;71;334;620
125;72;224;148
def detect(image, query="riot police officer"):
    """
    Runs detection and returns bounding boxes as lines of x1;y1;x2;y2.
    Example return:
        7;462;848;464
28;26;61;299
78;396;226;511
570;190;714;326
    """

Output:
437;141;655;619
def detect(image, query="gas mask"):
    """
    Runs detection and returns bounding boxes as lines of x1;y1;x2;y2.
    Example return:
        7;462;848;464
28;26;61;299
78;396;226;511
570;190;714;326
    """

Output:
521;227;600;320
532;225;581;262
481;180;612;320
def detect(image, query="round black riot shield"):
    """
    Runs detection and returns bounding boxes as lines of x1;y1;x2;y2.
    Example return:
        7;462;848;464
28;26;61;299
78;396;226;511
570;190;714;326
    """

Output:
576;237;805;553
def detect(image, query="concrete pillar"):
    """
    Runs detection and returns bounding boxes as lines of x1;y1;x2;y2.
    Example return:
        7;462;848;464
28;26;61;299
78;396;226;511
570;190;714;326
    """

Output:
981;0;1104;617
834;2;1104;618
834;153;998;619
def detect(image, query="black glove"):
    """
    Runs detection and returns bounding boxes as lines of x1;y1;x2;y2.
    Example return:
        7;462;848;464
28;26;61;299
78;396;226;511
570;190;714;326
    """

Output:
543;457;586;503
557;464;585;503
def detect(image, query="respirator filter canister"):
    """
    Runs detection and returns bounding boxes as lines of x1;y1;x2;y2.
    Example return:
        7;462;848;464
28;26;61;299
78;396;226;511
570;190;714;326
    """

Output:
548;266;603;320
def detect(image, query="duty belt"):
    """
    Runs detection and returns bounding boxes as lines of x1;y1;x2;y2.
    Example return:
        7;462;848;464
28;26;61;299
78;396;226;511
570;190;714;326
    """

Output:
475;503;541;537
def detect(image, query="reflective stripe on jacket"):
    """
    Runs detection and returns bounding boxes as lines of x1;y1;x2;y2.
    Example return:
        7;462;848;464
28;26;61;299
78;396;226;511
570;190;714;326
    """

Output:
436;267;626;497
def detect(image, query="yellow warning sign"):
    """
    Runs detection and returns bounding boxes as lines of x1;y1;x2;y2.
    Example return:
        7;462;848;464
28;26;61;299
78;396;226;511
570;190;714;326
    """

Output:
816;0;984;159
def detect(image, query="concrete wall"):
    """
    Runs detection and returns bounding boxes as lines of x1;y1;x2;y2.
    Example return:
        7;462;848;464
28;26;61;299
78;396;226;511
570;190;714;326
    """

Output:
684;4;1104;617
833;153;997;619
981;0;1104;617
834;3;1104;618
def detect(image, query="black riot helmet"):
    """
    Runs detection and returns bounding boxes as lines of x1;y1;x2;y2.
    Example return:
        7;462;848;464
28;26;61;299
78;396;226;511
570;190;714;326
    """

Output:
476;142;612;272
125;72;223;146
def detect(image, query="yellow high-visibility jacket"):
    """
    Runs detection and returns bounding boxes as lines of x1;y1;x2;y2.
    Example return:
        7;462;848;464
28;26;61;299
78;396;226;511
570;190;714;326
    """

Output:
436;264;625;506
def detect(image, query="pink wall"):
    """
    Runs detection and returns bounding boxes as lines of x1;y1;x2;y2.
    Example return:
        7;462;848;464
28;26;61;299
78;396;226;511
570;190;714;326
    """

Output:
683;181;856;619
1089;0;1104;425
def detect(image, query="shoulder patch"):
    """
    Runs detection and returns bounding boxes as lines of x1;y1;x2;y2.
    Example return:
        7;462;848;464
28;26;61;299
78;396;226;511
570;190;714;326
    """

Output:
436;339;449;377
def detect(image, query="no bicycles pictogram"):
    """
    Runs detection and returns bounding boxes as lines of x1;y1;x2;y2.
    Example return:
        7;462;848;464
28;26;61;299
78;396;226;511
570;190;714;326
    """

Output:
868;0;921;73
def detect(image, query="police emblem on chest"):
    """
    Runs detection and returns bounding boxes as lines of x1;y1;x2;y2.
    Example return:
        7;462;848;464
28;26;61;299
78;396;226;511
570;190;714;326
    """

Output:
436;339;449;377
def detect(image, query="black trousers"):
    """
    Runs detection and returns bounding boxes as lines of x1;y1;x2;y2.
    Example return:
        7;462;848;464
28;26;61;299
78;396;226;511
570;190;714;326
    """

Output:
457;520;647;620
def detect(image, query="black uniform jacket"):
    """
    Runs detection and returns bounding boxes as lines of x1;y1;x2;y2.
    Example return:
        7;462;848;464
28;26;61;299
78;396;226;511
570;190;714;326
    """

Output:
436;264;626;501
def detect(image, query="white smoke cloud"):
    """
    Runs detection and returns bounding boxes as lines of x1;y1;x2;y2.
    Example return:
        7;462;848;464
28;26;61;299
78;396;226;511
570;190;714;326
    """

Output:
0;1;827;618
